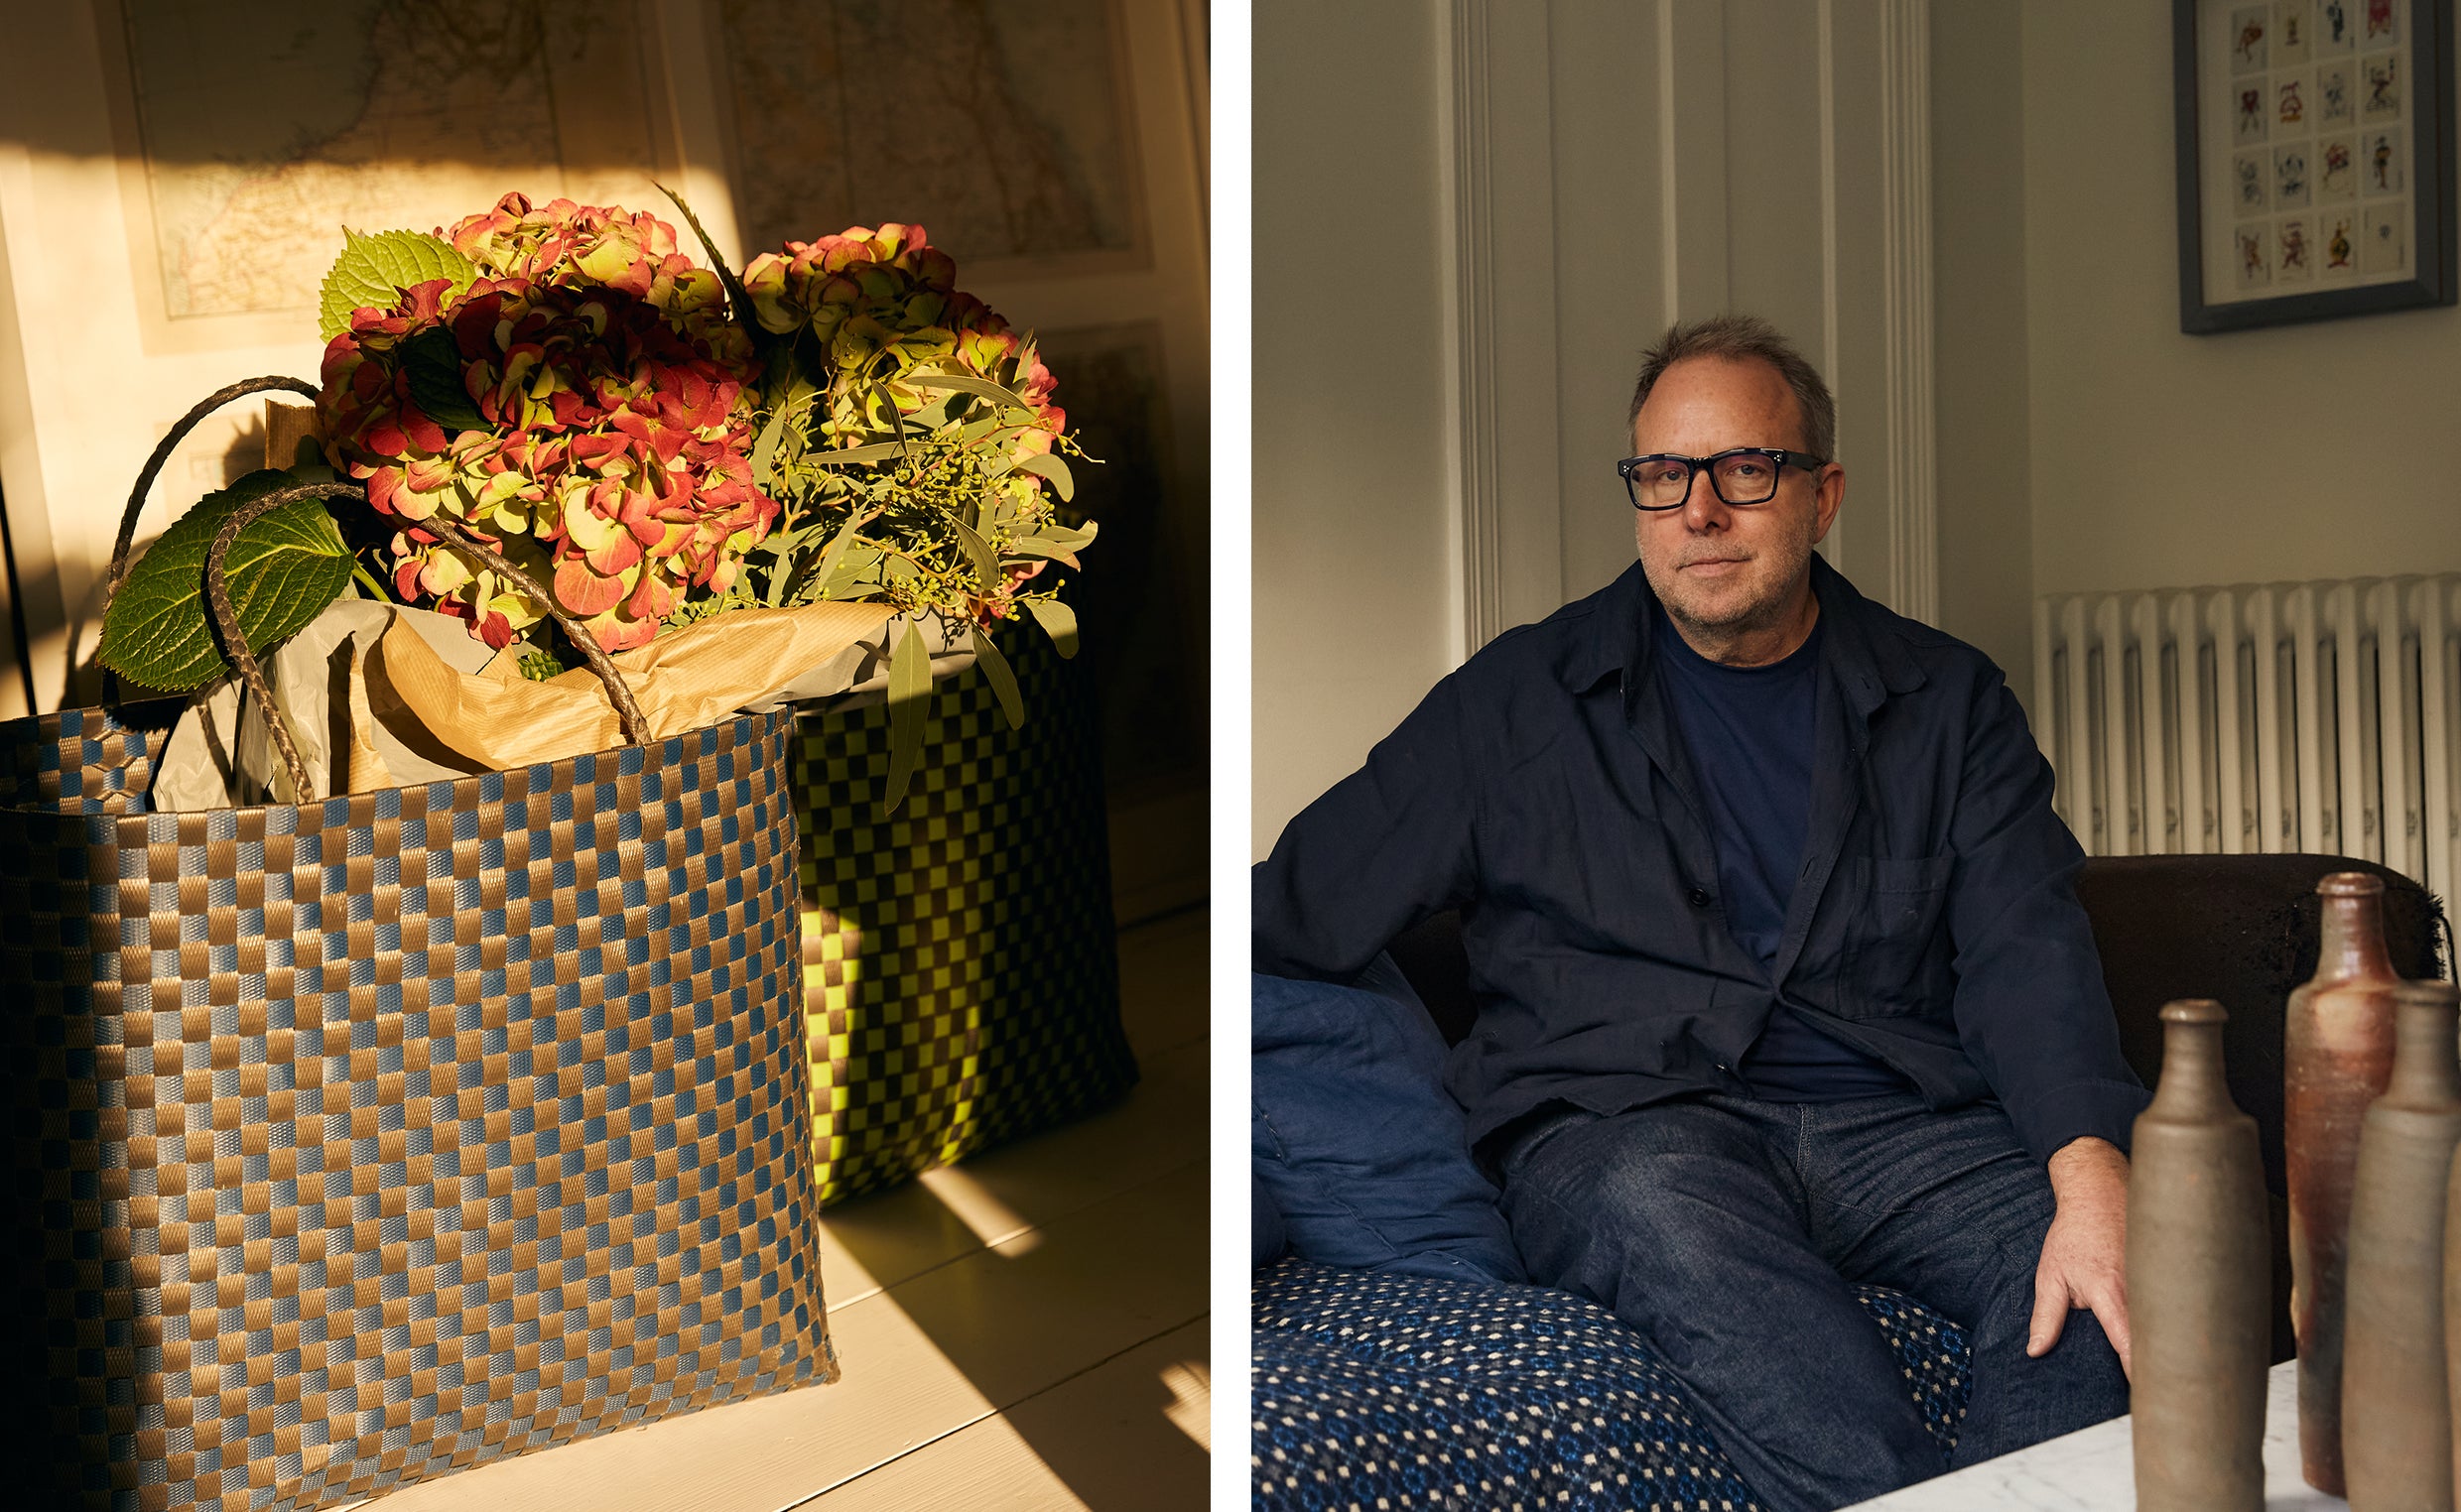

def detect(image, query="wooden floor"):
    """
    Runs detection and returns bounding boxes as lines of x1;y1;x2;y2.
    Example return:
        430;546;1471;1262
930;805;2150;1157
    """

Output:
368;906;1212;1511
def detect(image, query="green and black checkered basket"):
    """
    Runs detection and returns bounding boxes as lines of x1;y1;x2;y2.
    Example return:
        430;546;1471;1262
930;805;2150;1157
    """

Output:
792;621;1138;1206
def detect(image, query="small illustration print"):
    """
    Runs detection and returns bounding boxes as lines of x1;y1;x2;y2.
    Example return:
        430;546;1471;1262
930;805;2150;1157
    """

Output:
2277;216;2314;281
2320;136;2358;196
2239;83;2271;141
2322;0;2356;49
2234;5;2271;71
2279;72;2310;127
2365;128;2404;193
2324;211;2357;270
2237;221;2273;287
2365;0;2397;46
2278;1;2315;61
2361;201;2406;271
2275;143;2313;205
2320;63;2354;123
2364;54;2400;117
2238;150;2272;209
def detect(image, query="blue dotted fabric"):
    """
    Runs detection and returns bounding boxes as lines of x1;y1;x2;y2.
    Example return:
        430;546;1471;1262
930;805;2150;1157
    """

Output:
1251;1258;1971;1512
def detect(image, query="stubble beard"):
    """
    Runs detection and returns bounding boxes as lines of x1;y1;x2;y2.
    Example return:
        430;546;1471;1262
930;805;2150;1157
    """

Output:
1640;519;1819;650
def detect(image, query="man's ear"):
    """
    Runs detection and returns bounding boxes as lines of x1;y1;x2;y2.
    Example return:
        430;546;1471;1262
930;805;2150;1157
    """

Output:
1811;463;1845;545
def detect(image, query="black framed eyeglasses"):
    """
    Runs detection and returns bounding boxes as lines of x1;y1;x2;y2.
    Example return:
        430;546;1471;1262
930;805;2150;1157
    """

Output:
1617;447;1827;511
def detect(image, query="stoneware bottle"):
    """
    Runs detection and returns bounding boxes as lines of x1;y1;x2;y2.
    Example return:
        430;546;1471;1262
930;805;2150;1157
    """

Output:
2341;979;2461;1512
2130;998;2268;1512
2445;1143;2461;1509
2286;870;2403;1494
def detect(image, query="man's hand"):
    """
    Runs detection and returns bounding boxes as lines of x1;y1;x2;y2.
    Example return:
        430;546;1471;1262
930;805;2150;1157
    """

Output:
2030;1135;2132;1378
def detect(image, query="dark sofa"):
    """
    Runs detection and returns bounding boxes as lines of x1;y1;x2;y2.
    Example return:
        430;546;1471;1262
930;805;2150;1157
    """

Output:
1253;853;2450;1511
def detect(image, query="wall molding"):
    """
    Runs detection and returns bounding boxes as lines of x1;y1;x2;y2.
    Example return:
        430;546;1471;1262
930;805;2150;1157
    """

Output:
1439;0;1561;659
1658;0;1728;321
1878;0;1938;625
1441;0;1504;657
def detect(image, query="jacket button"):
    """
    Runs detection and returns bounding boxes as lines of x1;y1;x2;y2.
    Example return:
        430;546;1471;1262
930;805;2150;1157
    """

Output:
1687;886;1712;908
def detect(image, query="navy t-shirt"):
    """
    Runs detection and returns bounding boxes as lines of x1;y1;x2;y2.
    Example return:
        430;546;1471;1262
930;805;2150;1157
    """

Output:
1652;600;1912;1100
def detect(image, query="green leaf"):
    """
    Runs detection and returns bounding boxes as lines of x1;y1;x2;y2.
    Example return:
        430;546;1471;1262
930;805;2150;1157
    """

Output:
813;511;873;595
905;394;962;432
1004;522;1099;561
880;617;933;815
970;625;1025;730
98;470;353;693
1014;451;1075;501
898;370;1034;410
318;229;479;340
1020;595;1080;659
752;404;791;492
801;441;906;467
401;325;486;433
951;518;1000;585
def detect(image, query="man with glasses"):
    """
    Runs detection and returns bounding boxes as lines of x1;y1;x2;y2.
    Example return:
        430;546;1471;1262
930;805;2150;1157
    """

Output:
1254;315;2139;1510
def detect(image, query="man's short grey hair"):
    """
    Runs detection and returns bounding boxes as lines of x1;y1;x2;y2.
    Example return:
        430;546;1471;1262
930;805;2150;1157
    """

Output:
1626;315;1837;462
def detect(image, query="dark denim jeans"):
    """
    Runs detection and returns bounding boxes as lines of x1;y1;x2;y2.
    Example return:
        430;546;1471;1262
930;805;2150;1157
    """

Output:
1497;1092;2130;1512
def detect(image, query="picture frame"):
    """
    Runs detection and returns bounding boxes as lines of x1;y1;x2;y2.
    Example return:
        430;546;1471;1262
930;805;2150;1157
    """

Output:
2173;0;2458;332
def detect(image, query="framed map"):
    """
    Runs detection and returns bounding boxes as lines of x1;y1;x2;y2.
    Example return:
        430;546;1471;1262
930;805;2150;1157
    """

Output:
95;0;675;352
712;0;1147;275
2174;0;2457;331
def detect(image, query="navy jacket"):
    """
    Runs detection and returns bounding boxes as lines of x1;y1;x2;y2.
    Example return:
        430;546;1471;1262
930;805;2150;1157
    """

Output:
1252;556;2149;1167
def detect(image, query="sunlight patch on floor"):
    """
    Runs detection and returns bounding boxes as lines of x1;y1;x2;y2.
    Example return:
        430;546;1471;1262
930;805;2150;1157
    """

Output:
918;1162;1045;1254
1160;1359;1211;1450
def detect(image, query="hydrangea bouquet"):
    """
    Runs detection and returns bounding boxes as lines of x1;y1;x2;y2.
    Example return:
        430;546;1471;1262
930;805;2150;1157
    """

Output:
99;190;1093;808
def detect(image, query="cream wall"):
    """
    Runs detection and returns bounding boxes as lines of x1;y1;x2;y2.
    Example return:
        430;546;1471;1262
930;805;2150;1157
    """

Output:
2021;0;2461;598
1931;0;2034;706
1251;0;1458;857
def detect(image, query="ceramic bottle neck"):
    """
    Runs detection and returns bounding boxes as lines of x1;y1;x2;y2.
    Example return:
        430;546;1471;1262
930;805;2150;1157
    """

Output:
2316;885;2396;985
2385;985;2461;1105
2149;1000;2237;1121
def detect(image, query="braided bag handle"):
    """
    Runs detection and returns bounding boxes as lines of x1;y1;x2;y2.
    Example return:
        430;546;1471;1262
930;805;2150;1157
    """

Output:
114;376;652;802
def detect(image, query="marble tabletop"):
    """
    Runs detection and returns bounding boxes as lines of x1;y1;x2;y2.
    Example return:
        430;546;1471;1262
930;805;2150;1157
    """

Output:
1842;1359;2344;1509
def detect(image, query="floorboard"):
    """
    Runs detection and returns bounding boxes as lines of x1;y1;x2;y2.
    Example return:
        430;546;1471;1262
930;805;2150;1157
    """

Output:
810;1321;1211;1511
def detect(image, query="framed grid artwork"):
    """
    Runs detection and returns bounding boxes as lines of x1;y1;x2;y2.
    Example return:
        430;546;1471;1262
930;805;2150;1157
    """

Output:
2174;0;2457;331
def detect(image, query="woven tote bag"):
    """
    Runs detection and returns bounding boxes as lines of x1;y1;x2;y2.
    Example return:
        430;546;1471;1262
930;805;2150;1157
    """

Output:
796;622;1137;1204
1;471;838;1509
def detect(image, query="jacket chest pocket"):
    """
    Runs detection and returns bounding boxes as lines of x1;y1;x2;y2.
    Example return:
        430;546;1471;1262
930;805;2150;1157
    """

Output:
1838;853;1954;1018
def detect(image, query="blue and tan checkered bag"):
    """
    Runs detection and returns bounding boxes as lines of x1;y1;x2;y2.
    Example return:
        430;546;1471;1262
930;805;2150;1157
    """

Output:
0;460;840;1510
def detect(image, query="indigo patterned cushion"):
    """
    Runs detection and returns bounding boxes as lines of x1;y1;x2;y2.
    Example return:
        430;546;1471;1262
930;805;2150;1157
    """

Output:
1251;1258;1972;1512
1252;959;1525;1284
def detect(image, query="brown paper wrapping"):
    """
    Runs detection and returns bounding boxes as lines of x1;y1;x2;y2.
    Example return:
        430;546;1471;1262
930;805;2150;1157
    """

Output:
372;600;898;771
149;597;965;809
